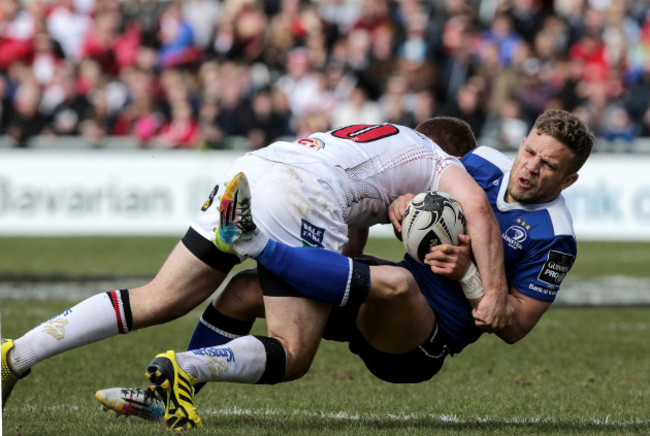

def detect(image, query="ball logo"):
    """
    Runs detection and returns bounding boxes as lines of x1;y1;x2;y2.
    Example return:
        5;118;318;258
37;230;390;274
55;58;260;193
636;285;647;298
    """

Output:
402;191;465;264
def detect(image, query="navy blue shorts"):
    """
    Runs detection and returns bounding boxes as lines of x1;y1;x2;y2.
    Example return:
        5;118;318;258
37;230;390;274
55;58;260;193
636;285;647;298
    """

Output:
323;299;451;384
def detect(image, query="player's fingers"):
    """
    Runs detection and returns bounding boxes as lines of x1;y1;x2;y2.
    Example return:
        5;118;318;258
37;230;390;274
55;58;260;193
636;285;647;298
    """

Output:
436;243;455;255
458;233;471;246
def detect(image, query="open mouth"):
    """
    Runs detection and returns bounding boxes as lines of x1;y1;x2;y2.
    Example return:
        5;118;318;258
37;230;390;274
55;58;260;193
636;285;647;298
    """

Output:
518;177;532;188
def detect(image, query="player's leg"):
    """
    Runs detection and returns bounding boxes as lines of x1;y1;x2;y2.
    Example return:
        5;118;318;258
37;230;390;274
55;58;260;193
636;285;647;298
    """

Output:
166;295;329;385
187;268;264;351
249;248;435;354
144;297;329;430
144;268;333;430
357;265;435;353
3;238;238;410
148;269;331;385
95;268;265;419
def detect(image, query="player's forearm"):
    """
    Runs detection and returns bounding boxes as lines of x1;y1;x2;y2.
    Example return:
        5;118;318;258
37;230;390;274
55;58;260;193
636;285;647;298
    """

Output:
342;227;369;258
495;293;548;344
495;303;532;343
463;196;508;297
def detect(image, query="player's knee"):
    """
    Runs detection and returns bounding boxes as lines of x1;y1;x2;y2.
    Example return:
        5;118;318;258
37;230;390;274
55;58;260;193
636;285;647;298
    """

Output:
283;350;313;381
372;267;417;303
275;340;315;381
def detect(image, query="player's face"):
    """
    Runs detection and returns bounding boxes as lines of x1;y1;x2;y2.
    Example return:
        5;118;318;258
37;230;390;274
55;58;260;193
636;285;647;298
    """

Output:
506;131;579;204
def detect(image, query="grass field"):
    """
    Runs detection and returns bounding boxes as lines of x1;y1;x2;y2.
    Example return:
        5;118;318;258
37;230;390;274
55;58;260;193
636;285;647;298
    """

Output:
1;237;650;435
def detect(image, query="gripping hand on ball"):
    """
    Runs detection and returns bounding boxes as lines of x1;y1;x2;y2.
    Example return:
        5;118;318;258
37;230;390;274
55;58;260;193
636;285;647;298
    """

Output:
424;234;472;280
389;193;415;237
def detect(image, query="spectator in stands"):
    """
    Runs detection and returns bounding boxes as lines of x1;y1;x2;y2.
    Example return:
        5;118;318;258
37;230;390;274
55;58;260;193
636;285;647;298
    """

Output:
602;105;638;150
276;47;321;116
46;0;94;62
411;89;438;127
156;0;201;69
196;97;223;149
80;8;121;75
45;68;90;136
0;75;11;134
30;31;62;87
330;85;382;128
6;81;47;147
361;23;398;100
442;78;486;138
2;0;650;148
214;62;254;139
480;11;522;68
497;98;530;149
182;0;222;50
247;88;288;149
80;88;117;145
0;0;39;70
626;61;650;136
512;57;553;125
154;98;200;148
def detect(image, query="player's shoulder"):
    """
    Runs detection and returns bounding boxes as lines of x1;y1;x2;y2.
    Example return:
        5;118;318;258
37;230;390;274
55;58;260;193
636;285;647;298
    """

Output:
462;146;513;173
515;195;575;240
461;146;511;189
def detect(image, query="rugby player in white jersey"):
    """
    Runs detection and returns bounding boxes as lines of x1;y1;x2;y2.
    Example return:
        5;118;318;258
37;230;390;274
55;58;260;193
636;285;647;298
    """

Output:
120;109;593;430
2;118;508;429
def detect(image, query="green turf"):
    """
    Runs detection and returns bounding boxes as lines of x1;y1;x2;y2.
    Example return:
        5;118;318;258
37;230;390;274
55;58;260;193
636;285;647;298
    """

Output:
1;237;650;278
1;302;648;435
1;237;649;434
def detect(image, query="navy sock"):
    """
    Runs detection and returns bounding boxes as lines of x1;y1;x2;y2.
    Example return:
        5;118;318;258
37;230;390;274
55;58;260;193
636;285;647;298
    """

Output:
187;303;254;350
256;240;370;306
188;303;254;393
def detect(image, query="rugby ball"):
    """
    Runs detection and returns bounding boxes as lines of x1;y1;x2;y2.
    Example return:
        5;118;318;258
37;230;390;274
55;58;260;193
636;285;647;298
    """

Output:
401;191;465;264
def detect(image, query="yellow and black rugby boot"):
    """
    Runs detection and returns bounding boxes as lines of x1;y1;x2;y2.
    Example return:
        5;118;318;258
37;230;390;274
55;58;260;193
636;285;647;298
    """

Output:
2;338;30;409
145;350;202;430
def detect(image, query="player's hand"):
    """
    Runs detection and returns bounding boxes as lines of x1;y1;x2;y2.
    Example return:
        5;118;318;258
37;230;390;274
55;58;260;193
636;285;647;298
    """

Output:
472;292;513;333
424;234;472;280
389;193;415;234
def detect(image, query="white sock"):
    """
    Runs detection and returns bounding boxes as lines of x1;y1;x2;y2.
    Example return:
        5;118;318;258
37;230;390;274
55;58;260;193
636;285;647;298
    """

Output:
8;292;127;375
232;230;270;259
175;336;268;384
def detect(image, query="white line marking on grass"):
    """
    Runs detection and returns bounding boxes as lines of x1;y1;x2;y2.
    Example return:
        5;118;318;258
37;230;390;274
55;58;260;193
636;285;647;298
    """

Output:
7;405;648;429
199;407;650;428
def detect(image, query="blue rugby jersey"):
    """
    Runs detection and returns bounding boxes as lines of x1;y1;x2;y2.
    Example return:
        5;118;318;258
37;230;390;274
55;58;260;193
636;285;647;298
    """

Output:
399;146;577;354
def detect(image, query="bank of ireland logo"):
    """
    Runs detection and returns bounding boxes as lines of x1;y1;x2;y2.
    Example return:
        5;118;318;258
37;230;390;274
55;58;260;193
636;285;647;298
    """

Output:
503;218;529;250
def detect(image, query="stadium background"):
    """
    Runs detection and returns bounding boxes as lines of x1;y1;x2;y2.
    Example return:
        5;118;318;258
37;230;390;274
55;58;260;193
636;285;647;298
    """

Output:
1;2;650;433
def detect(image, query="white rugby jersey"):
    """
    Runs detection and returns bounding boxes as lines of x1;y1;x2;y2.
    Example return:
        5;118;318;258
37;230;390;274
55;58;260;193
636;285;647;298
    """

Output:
251;123;462;228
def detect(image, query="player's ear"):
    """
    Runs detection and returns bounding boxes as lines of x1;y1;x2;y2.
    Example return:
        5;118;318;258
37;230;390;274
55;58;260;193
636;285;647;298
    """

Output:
560;172;578;191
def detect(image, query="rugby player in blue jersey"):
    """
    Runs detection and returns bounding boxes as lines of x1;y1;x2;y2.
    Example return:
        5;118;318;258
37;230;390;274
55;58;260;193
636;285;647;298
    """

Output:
134;109;593;428
2;116;509;430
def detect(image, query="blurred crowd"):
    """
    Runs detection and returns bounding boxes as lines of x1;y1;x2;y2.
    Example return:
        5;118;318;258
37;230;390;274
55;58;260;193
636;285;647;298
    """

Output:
1;0;650;150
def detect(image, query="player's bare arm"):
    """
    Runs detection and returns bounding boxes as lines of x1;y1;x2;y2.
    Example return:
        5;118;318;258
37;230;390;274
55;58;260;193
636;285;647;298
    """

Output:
490;287;551;343
342;227;369;257
438;165;512;330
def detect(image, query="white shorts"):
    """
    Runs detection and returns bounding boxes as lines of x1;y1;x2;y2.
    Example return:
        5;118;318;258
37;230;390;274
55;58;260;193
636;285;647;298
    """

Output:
189;154;349;259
